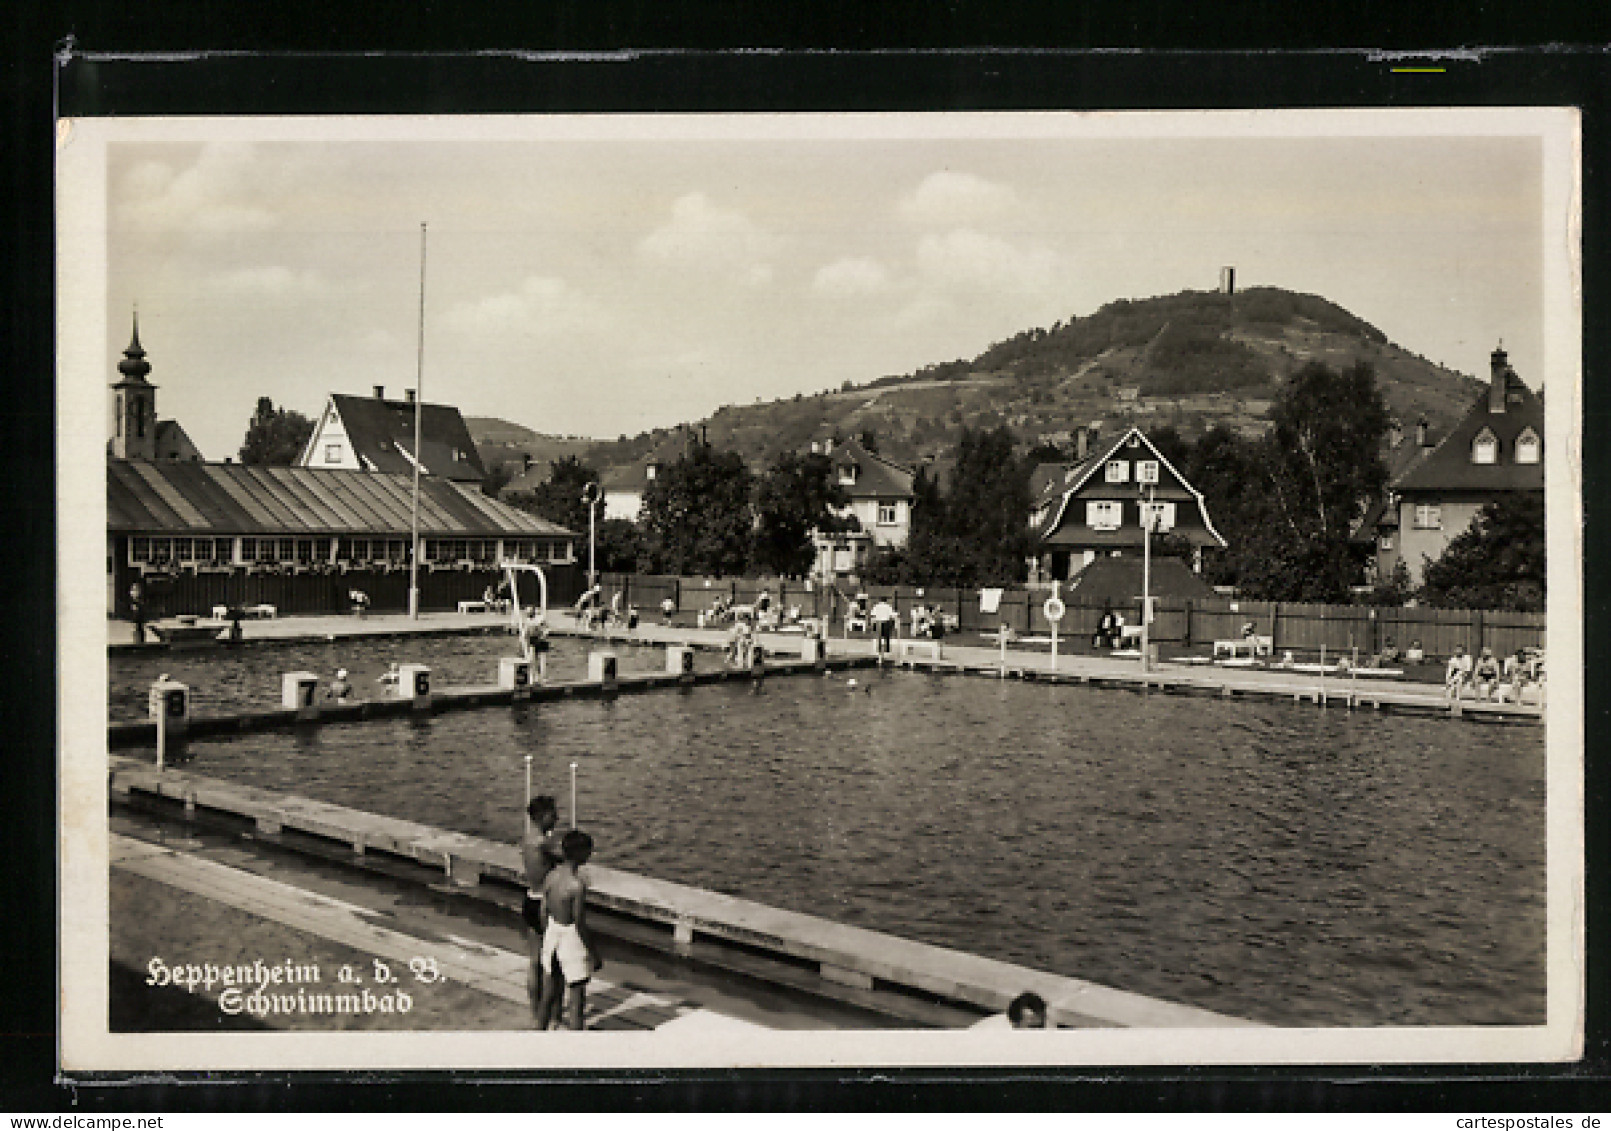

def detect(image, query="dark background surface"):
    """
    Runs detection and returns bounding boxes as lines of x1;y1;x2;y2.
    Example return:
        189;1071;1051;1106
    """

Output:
6;1;1610;1112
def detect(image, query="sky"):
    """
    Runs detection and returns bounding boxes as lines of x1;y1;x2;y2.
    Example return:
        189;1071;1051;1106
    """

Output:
95;115;1552;463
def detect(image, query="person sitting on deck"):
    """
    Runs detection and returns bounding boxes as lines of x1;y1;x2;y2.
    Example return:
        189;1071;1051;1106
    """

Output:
1404;640;1425;664
349;588;370;617
660;598;676;619
1472;647;1502;701
327;668;353;701
1093;606;1113;650
1495;652;1524;703
911;604;931;639
1377;637;1400;666
1445;645;1473;700
378;662;401;693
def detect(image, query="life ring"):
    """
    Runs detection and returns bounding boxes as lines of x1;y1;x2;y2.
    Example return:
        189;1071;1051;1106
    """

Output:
1043;596;1066;623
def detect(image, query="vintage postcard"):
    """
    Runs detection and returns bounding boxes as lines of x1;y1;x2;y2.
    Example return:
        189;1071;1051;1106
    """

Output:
57;107;1582;1072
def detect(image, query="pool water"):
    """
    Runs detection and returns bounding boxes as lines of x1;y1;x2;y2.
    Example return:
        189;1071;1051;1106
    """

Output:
135;666;1547;1028
108;633;722;722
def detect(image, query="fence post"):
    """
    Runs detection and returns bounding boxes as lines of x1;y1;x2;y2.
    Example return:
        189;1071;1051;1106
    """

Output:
1472;609;1485;656
1270;603;1280;653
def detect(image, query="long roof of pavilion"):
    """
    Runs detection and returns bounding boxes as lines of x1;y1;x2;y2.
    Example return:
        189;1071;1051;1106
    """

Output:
109;459;573;538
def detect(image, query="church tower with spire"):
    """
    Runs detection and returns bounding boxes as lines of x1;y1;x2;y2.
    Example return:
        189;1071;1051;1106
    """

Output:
108;311;203;461
110;312;157;460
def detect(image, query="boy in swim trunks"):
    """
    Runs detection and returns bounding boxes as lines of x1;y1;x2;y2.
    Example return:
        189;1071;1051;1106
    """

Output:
520;796;564;1024
536;829;602;1031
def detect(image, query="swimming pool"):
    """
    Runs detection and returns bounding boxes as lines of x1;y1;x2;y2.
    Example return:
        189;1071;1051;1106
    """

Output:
137;666;1546;1027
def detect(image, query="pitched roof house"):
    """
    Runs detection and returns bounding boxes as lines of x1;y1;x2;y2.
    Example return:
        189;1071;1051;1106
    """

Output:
1373;344;1543;585
298;386;487;484
811;438;917;581
1030;426;1226;582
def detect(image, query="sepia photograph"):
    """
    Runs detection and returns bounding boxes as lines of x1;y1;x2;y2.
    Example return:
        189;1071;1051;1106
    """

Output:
56;106;1582;1071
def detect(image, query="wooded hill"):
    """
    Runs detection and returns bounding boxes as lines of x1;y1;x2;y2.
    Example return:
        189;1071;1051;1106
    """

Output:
469;286;1486;481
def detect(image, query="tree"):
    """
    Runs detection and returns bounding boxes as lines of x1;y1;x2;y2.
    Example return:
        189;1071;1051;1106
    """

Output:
752;451;851;577
595;517;646;574
1147;424;1191;472
1186;364;1390;601
640;439;755;577
238;397;315;466
1264;361;1391;549
901;426;1031;587
516;455;599;534
480;462;513;498
1420;493;1545;612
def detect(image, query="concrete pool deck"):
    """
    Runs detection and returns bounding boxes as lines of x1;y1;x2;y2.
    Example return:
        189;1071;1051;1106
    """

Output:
109;609;1542;722
110;759;1259;1031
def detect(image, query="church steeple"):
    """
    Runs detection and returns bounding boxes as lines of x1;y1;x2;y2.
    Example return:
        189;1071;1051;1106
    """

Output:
116;311;152;383
110;309;157;459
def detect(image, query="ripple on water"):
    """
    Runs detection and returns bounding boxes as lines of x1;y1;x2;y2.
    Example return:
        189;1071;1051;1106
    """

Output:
142;666;1546;1027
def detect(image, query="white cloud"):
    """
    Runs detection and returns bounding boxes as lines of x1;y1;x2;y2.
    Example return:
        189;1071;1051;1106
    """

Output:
445;275;611;338
116;143;280;235
211;265;329;297
898;171;1020;227
892;294;955;330
915;228;1062;294
813;256;892;296
640;192;782;286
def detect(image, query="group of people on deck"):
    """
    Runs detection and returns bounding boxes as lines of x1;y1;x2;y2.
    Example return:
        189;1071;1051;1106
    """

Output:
1445;643;1544;703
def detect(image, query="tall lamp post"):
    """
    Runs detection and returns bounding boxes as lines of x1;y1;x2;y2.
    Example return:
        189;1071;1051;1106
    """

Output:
581;481;600;591
1139;482;1157;673
408;221;427;620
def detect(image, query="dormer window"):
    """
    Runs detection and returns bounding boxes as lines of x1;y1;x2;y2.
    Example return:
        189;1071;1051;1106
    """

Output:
1515;426;1540;464
839;463;858;486
1472;427;1498;465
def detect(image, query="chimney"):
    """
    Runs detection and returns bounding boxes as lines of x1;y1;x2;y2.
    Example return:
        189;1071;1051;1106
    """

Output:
810;441;820;455
373;384;385;400
1490;342;1509;414
1416;417;1430;447
1075;426;1089;461
404;388;417;405
823;437;834;454
1220;266;1236;295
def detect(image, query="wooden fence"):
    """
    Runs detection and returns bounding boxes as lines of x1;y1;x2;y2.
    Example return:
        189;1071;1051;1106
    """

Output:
599;574;1546;660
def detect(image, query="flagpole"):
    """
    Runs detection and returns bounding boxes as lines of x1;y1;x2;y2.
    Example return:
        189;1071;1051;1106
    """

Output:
409;222;427;620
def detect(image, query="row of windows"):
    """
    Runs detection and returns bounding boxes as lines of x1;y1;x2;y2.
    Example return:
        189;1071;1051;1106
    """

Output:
1104;459;1161;485
1471;426;1540;466
1086;500;1177;531
128;535;572;567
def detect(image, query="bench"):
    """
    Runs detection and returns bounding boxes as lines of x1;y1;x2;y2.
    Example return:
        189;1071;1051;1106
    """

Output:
1214;635;1271;659
457;600;490;615
245;603;277;619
